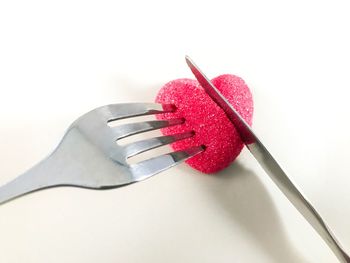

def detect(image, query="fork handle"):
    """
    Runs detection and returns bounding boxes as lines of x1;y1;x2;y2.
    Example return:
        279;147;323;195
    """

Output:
0;129;107;205
0;154;62;205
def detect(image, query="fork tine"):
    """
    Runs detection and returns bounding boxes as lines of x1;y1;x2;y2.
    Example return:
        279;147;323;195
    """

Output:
101;103;175;122
112;118;184;140
130;145;205;180
123;131;194;158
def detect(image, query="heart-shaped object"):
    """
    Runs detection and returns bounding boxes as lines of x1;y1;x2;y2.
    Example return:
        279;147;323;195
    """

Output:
155;74;253;173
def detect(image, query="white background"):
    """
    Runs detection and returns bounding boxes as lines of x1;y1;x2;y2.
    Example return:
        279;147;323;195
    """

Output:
0;0;350;262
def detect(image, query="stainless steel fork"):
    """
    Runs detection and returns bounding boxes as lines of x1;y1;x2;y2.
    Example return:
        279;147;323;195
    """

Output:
0;103;204;205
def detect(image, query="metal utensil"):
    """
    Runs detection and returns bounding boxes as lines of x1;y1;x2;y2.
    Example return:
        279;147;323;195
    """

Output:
185;56;350;263
0;103;203;205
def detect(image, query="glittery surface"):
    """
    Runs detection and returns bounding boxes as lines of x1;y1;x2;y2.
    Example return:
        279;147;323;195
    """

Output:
155;74;254;174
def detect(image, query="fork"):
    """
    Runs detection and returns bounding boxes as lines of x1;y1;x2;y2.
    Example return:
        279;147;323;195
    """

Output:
0;103;204;205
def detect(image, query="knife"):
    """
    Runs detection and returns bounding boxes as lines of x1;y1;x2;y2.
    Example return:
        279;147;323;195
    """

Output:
186;55;349;263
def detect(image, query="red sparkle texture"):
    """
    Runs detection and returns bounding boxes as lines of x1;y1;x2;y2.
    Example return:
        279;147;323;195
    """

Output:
156;74;254;173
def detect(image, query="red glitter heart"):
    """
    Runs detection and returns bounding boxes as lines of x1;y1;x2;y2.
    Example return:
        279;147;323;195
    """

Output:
155;74;254;173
